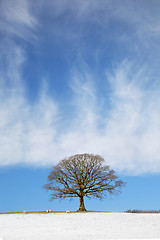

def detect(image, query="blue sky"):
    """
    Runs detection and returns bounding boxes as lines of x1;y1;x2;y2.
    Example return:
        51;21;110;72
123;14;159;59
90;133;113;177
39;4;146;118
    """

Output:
0;0;160;212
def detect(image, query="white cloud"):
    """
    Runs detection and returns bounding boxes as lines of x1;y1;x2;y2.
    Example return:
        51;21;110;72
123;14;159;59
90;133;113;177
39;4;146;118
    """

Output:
2;0;159;45
0;47;58;166
0;0;37;41
1;0;160;175
57;62;160;175
1;53;160;175
42;0;160;38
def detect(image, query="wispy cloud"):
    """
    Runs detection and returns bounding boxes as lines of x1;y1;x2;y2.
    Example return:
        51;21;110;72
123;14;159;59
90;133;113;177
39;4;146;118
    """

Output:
1;53;160;175
41;0;160;39
0;45;58;166
35;0;160;74
0;0;37;41
59;61;160;175
1;0;160;175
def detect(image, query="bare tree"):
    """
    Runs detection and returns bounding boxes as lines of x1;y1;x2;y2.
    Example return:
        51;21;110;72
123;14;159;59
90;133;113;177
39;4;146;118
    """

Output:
43;153;126;211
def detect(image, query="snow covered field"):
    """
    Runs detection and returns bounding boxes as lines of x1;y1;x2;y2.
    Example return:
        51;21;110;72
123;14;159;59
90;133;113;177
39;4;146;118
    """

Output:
0;212;160;240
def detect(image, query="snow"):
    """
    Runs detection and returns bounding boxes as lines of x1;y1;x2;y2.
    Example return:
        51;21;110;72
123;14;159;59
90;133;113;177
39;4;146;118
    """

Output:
0;212;160;239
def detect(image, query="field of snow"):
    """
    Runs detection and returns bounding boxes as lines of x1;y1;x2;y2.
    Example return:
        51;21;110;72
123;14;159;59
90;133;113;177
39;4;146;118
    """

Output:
0;212;160;240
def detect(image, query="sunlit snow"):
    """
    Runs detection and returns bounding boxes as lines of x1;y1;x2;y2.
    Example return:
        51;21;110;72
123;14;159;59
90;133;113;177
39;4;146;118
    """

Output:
0;212;160;239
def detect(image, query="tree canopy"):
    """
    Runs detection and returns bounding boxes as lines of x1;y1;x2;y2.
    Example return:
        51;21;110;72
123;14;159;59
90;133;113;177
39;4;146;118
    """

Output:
43;153;126;211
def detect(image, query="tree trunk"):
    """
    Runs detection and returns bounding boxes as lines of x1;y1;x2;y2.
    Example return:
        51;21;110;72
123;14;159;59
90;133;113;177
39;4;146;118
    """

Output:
78;196;86;211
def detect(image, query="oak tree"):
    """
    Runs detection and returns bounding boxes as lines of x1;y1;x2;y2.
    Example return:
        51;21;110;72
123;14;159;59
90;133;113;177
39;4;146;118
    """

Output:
43;153;125;211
